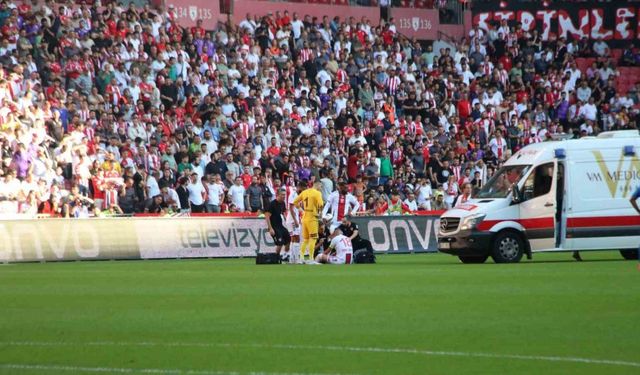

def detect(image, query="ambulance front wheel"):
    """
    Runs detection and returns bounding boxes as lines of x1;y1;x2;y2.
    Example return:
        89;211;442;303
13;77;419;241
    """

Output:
458;255;489;264
620;249;639;260
491;231;524;263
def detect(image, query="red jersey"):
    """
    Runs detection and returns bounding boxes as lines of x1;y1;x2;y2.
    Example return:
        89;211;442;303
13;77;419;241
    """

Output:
241;173;252;189
336;194;347;221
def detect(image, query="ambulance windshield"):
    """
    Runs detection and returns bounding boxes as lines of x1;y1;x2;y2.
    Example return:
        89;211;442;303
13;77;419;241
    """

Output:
476;165;532;199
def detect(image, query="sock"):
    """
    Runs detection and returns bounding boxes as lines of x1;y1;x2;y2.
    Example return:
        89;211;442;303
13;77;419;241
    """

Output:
300;241;308;261
308;238;318;261
290;242;299;263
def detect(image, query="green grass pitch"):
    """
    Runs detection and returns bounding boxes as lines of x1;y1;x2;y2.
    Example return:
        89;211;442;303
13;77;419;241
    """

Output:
1;252;639;375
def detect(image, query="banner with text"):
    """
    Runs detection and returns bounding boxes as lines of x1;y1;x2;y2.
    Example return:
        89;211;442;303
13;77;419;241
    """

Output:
165;0;222;30
472;0;640;47
390;8;468;41
352;215;440;253
136;217;275;259
391;8;438;40
0;215;440;262
0;219;141;262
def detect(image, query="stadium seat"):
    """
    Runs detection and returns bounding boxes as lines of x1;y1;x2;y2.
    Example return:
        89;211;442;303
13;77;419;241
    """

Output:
416;0;435;8
611;49;623;61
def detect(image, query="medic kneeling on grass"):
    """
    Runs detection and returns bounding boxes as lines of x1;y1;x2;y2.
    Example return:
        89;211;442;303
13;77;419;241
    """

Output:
315;228;354;265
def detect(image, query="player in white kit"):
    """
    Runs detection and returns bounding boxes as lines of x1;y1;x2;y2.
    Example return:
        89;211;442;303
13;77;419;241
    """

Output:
285;182;303;263
315;228;354;265
321;181;360;232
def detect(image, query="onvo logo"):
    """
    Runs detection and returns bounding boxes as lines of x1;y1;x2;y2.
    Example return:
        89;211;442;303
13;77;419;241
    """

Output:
364;218;440;252
0;221;101;262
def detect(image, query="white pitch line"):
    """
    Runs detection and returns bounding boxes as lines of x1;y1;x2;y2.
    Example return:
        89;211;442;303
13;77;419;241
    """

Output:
2;341;640;369
0;364;352;375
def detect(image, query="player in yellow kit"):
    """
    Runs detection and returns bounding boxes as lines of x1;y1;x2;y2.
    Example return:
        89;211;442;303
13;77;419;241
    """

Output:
293;180;324;264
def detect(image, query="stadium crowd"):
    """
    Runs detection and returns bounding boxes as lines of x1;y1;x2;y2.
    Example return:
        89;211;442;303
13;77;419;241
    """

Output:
0;0;638;218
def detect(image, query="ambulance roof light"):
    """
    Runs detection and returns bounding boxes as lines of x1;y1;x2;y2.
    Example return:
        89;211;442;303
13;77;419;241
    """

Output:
554;149;566;159
624;145;635;156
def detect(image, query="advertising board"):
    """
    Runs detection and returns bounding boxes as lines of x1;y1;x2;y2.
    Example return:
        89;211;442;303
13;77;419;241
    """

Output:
352;215;440;253
0;215;442;263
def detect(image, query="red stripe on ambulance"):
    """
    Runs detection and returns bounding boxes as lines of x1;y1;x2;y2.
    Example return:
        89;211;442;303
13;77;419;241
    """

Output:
477;217;554;231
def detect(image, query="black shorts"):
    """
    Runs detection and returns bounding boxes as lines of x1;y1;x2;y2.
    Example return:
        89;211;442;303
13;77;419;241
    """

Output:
272;226;291;246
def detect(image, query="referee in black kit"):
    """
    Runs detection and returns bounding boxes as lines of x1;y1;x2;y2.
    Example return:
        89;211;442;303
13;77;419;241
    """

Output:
264;188;291;260
338;215;374;254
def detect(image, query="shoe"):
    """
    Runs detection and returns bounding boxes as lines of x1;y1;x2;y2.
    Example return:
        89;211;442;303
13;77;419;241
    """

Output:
572;251;583;261
306;260;322;265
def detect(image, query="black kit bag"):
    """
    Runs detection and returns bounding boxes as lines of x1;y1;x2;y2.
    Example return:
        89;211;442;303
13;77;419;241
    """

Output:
353;249;376;264
256;253;281;265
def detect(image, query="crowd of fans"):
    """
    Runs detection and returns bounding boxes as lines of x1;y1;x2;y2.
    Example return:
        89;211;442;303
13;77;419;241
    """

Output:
0;0;638;218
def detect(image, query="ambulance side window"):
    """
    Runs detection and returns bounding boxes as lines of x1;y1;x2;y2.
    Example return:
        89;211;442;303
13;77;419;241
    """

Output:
522;163;554;201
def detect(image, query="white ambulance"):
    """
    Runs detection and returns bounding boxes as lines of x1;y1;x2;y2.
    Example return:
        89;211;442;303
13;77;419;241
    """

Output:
438;130;640;263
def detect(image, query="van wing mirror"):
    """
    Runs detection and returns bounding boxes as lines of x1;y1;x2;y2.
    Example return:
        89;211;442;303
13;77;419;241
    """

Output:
512;184;522;204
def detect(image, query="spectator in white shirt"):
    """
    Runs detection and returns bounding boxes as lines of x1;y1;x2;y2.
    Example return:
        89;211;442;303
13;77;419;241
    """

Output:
579;120;594;135
146;170;161;198
489;130;508;160
290;13;304;40
161;185;181;211
579;97;598;121
128;122;147;142
348;129;367;146
593;38;610;57
205;174;225;213
238;14;256;35
187;173;206;213
565;64;581;90
297;119;314;136
403;192;418;212
201;129;218;155
227;177;247;212
316;66;332;87
576;81;592;102
415;178;433;210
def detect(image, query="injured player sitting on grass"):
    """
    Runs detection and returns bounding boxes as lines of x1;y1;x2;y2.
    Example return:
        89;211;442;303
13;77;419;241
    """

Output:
315;228;354;265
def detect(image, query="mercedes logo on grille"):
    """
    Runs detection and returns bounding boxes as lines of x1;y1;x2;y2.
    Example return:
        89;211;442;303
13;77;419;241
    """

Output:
440;219;448;230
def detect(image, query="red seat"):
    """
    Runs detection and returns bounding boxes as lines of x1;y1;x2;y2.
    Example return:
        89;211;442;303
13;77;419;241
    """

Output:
333;0;349;5
617;82;631;93
619;67;633;75
611;49;623;61
418;0;435;8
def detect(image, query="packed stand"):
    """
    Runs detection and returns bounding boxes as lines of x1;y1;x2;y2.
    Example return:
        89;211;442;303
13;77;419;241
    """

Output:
0;1;638;218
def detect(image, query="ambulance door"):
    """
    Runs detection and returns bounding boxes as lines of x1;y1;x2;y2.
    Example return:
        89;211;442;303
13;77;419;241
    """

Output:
518;162;557;251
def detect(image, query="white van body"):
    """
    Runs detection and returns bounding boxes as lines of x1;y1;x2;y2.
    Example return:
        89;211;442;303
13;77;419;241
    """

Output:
438;130;640;263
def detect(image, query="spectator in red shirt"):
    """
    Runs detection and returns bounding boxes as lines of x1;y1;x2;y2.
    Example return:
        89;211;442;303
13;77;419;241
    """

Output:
347;149;362;183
